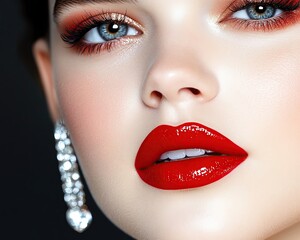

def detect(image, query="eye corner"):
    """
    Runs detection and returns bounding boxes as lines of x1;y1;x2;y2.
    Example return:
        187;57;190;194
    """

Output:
217;9;235;25
124;15;145;34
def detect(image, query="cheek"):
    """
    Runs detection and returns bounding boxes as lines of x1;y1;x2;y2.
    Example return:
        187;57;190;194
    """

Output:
214;35;300;139
52;52;144;189
226;36;300;211
230;39;300;165
241;45;300;140
204;36;300;236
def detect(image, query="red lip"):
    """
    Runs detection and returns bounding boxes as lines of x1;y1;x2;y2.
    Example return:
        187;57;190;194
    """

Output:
135;122;248;190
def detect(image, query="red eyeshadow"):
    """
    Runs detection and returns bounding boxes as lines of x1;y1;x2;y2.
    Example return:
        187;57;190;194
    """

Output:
60;11;104;33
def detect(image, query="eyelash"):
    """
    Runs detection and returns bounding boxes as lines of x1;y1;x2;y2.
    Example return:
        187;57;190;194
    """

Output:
61;12;141;55
220;0;300;31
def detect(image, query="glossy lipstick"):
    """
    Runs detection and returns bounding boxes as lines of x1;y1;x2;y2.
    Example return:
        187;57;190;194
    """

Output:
135;122;248;190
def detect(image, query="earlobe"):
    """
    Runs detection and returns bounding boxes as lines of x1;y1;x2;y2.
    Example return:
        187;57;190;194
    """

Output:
33;39;60;122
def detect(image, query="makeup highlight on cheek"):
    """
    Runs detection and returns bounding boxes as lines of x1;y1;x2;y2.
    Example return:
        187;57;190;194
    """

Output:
57;10;143;55
219;0;300;32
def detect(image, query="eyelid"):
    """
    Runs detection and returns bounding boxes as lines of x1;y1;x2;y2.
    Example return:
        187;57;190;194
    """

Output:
103;12;144;32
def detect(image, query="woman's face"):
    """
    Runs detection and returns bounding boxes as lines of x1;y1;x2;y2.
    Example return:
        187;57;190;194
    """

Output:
38;0;300;238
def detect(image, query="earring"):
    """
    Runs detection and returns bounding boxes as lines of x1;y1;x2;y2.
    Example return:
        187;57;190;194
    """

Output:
54;122;92;233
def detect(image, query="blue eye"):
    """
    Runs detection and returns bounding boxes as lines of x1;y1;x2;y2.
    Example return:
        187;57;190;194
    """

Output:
83;21;138;43
233;4;283;20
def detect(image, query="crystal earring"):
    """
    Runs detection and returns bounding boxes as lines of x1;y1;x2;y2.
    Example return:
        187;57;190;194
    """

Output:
54;122;92;233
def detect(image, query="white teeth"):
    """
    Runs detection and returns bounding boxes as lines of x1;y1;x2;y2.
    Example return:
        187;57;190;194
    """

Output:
160;152;169;160
159;148;208;161
167;150;186;160
186;149;206;157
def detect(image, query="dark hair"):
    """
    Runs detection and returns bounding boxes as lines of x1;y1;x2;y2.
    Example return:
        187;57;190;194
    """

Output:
20;0;49;80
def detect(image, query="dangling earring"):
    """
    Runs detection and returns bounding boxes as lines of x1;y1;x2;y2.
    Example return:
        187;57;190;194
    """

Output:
54;121;92;232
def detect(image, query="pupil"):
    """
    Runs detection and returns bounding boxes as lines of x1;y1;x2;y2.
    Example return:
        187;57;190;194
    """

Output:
108;23;120;34
255;5;266;14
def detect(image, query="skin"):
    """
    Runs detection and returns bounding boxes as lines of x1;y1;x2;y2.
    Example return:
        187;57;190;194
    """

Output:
34;0;300;239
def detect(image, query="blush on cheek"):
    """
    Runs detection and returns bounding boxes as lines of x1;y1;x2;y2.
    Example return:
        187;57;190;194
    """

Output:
54;64;136;168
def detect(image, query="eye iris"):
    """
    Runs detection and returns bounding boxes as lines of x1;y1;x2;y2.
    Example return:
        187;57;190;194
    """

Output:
247;4;276;19
97;22;128;41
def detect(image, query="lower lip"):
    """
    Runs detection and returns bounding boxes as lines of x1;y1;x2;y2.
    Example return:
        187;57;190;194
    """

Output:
137;155;246;190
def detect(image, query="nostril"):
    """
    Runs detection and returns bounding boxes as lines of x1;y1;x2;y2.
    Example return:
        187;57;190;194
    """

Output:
188;87;201;95
177;87;201;99
151;91;163;101
147;87;202;107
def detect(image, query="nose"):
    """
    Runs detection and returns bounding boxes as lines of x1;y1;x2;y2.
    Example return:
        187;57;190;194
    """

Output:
142;48;219;109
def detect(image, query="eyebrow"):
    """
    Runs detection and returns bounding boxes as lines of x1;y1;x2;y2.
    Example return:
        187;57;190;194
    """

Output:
54;0;137;21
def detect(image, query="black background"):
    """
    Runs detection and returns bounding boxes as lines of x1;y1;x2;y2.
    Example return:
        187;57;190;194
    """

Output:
1;0;133;239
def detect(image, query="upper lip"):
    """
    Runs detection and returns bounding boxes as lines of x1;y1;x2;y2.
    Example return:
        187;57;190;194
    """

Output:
135;122;247;170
